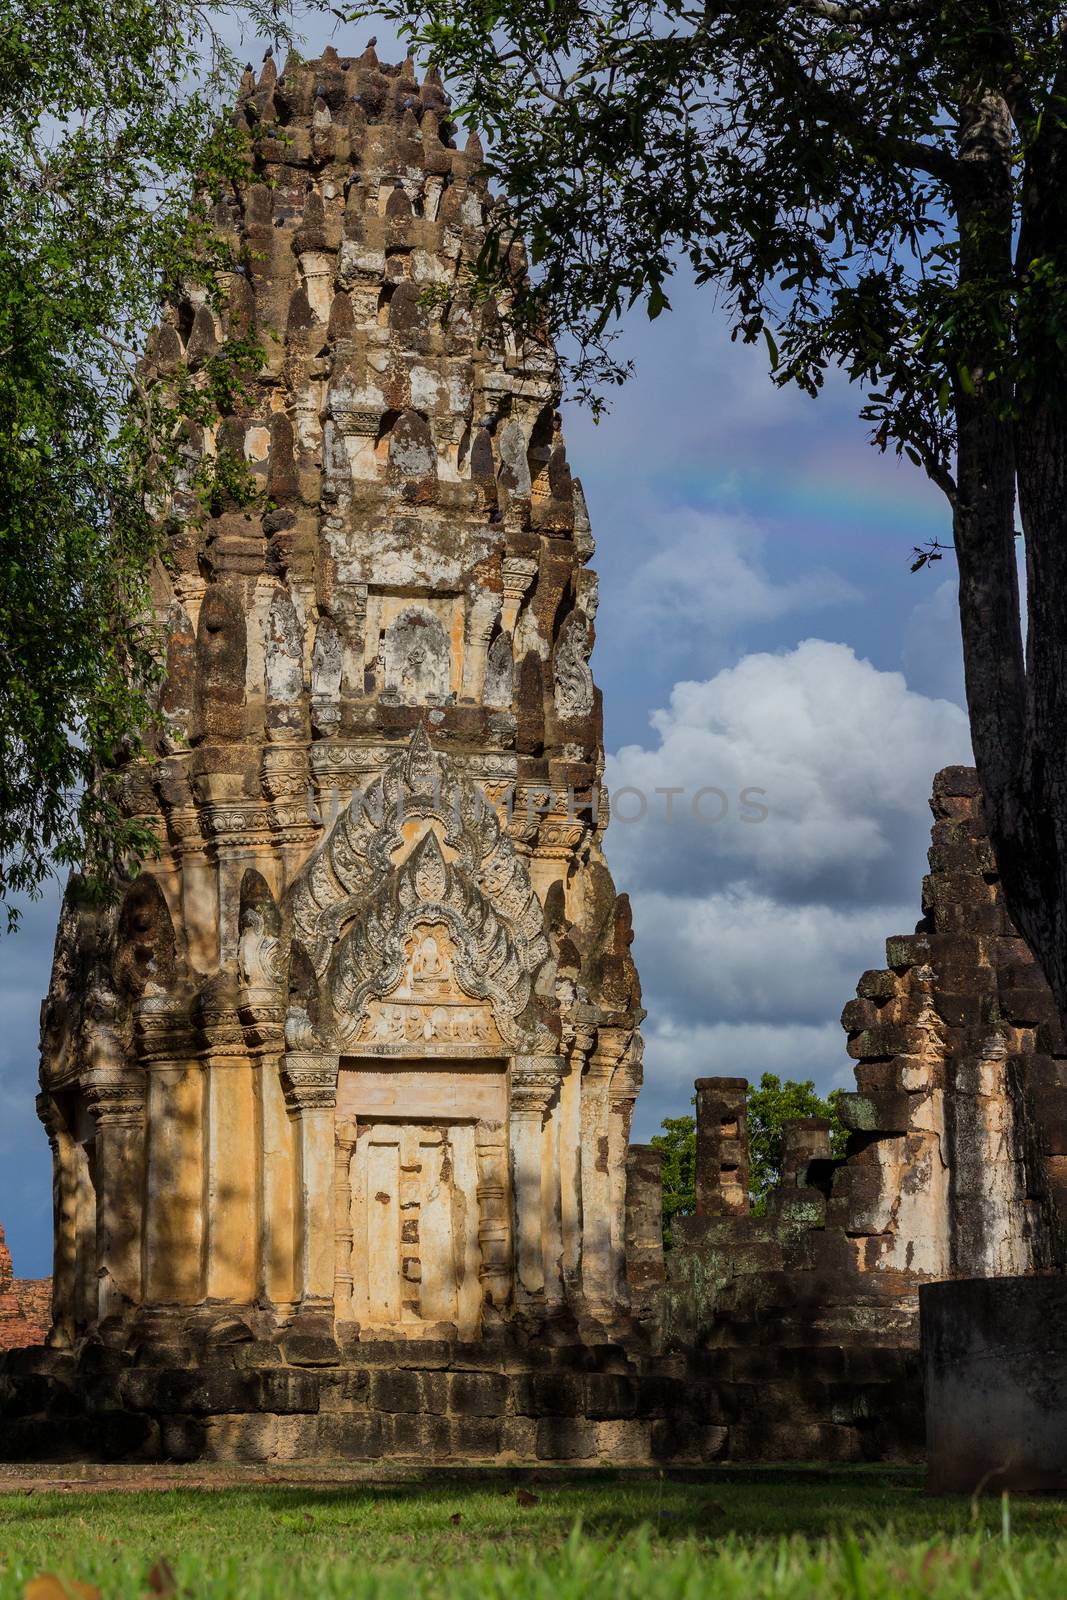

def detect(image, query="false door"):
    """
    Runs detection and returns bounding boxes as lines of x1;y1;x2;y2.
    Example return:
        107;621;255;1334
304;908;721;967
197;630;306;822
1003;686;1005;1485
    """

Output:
349;1120;483;1336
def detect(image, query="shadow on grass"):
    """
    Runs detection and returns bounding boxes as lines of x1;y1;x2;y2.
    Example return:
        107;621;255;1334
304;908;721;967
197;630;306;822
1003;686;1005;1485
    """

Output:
5;1466;1067;1549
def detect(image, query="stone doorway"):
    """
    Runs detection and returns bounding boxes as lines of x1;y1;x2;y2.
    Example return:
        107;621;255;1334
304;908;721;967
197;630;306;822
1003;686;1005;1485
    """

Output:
350;1120;482;1334
335;1061;510;1339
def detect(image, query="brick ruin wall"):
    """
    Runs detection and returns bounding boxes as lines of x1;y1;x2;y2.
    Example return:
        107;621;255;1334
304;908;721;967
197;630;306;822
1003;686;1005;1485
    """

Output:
0;1226;49;1352
653;765;1067;1460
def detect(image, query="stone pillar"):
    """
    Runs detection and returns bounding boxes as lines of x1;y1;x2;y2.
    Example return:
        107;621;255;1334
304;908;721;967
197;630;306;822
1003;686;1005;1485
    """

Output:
510;1056;563;1300
283;1050;340;1323
581;1027;628;1309
172;816;218;975
143;1059;205;1304
37;1094;74;1346
203;1054;258;1306
625;1144;665;1294
71;1105;98;1332
695;1076;750;1217
558;1024;590;1296
475;1118;512;1315
541;1086;565;1310
608;1045;641;1292
334;1117;359;1323
260;1055;296;1311
461;589;500;703
84;1063;146;1326
780;1117;833;1189
501;555;538;634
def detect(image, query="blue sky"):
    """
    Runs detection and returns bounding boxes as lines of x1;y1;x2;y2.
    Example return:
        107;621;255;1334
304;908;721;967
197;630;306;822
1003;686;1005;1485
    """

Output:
0;15;975;1274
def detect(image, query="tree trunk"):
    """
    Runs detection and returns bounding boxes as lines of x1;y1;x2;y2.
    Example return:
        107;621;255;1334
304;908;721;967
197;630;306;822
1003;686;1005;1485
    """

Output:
1004;124;1067;1020
952;94;1067;1026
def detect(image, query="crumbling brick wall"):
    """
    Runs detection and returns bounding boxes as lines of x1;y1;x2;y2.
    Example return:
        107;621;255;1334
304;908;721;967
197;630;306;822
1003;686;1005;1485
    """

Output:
0;1226;50;1351
659;765;1067;1460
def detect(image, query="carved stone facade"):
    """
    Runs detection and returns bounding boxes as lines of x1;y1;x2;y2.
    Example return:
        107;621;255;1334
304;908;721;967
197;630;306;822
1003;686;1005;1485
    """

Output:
34;49;642;1364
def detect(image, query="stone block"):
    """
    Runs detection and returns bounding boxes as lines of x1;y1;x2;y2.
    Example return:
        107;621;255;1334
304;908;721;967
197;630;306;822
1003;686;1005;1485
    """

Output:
158;1414;208;1461
447;1369;509;1416
317;1368;371;1411
369;1367;427;1413
1029;1090;1067;1154
596;1419;651;1462
856;969;897;1002
633;1373;686;1418
380;1409;451;1457
256;1368;320;1414
499;1414;537;1458
923;1276;1067;1493
651;1417;727;1463
535;1416;597;1460
449;1414;503;1457
513;1371;581;1417
584;1372;637;1419
202;1412;278;1462
286;1411;384;1459
836;1091;912;1133
281;1335;341;1367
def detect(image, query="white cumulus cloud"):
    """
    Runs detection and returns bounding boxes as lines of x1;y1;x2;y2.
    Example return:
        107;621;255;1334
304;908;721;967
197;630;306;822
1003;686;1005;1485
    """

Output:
607;640;974;1138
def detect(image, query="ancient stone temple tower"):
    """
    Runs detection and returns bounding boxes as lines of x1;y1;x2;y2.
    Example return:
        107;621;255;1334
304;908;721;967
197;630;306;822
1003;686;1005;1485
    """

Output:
38;48;643;1355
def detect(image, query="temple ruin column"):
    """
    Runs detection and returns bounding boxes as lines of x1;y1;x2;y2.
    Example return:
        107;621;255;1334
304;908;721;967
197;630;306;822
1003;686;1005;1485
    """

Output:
283;1050;340;1322
334;1117;359;1322
475;1118;512;1315
37;1093;75;1346
203;1050;259;1308
510;1056;563;1300
460;590;500;702
624;1144;665;1296
139;995;204;1306
559;1023;592;1295
84;1063;146;1326
695;1076;751;1216
580;1027;628;1310
143;1059;205;1305
608;1043;642;1294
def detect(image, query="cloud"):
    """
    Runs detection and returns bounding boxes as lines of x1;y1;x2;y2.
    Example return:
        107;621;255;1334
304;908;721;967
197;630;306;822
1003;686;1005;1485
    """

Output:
902;577;966;708
607;639;974;1138
616;511;860;642
631;1018;853;1139
605;638;972;906
632;890;916;1028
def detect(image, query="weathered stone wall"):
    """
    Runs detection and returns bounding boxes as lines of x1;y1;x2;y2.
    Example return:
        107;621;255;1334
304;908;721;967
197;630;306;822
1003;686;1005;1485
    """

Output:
658;765;1067;1461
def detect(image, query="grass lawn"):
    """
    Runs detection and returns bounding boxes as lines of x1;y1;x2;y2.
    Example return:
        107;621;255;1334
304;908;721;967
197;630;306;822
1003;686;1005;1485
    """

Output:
1;1468;1065;1599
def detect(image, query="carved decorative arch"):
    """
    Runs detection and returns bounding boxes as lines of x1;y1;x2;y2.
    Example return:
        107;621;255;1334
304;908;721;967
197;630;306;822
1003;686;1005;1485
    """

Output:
330;829;531;1047
285;728;549;1034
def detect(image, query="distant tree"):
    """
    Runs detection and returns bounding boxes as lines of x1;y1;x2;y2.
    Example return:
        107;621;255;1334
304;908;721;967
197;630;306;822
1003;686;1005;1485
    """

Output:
746;1072;847;1214
651;1074;846;1243
650;1113;697;1249
360;0;1067;1043
0;0;320;928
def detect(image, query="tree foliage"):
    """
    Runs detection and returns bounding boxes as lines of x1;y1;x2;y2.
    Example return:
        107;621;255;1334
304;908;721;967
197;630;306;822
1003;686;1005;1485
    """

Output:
651;1074;846;1245
650;1113;696;1249
745;1072;846;1214
357;0;1067;1034
0;0;315;927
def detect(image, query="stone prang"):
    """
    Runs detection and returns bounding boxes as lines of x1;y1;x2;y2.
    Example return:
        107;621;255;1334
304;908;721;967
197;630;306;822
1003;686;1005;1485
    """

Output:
28;46;647;1392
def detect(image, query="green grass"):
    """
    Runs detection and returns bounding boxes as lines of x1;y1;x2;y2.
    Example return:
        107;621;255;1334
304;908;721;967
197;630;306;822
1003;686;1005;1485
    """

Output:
1;1469;1066;1599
